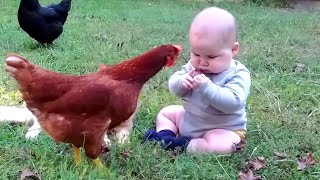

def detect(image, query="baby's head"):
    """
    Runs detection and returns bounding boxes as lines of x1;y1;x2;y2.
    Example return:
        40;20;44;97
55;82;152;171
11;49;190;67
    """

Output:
189;7;239;74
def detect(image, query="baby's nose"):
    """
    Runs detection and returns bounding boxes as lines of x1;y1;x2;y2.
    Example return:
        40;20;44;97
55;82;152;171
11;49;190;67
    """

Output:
199;58;208;66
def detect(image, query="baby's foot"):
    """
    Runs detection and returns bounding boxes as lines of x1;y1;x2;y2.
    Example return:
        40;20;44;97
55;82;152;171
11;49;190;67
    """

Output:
161;135;191;151
144;129;176;141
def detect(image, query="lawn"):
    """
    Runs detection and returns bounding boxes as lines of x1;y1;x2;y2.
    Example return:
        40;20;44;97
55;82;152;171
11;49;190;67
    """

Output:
0;0;320;179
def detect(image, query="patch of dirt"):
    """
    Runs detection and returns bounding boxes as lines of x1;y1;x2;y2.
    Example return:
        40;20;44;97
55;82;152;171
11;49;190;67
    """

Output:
290;0;320;11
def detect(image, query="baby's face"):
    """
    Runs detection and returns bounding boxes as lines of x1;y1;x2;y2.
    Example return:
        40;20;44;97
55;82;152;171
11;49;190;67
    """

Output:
189;33;238;74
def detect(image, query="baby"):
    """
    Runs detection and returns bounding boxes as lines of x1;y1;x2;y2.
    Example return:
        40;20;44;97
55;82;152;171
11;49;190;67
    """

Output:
144;7;251;154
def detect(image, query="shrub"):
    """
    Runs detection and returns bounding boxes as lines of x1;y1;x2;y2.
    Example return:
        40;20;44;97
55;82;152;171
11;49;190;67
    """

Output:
243;0;290;7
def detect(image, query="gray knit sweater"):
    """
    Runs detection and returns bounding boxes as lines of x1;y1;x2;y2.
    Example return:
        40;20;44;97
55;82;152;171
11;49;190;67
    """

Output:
168;60;251;138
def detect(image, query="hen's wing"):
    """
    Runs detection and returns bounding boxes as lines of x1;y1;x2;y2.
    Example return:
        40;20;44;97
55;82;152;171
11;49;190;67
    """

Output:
43;80;113;115
38;7;62;23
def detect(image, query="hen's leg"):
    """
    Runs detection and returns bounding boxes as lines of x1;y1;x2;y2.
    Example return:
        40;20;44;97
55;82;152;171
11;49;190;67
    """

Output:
72;144;81;165
85;119;111;168
83;134;109;168
113;108;137;144
84;142;106;168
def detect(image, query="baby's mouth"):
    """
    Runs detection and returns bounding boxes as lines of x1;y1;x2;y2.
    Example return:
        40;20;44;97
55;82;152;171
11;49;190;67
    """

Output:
196;69;209;74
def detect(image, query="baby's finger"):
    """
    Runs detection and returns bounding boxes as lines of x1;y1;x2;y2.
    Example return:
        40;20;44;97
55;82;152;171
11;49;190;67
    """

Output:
195;74;206;81
185;75;194;83
182;80;193;89
194;74;201;81
182;82;192;89
191;81;200;89
194;77;201;83
188;69;195;77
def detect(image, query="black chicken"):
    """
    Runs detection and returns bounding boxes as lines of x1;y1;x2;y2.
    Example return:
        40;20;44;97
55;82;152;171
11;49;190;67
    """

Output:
18;0;72;44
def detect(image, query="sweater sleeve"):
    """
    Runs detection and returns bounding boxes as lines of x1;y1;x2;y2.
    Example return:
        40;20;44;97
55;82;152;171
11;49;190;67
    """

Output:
195;69;251;113
168;61;194;97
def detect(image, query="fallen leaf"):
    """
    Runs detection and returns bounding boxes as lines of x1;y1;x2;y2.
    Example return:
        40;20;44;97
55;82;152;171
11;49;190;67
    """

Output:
101;143;110;154
120;150;132;161
153;149;159;155
20;169;40;180
233;139;246;152
297;153;317;171
168;150;179;157
17;148;30;156
247;157;266;171
293;63;305;72
274;152;287;159
238;168;262;180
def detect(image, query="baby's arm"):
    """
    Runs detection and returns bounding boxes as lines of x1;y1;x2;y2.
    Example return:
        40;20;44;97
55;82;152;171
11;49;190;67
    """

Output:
196;69;251;113
168;61;194;97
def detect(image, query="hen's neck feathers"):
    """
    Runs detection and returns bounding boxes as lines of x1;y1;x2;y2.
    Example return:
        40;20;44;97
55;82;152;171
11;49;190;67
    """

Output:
20;0;40;9
104;49;167;84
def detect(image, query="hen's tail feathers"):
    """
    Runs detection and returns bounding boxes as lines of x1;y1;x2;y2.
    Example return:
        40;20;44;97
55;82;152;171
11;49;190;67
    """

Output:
59;0;72;11
5;54;34;88
48;0;71;24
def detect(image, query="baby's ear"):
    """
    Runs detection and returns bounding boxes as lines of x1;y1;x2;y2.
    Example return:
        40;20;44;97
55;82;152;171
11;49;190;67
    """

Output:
232;42;240;57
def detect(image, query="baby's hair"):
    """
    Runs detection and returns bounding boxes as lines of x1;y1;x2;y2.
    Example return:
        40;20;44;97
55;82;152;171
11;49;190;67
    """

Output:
221;18;237;46
191;7;238;47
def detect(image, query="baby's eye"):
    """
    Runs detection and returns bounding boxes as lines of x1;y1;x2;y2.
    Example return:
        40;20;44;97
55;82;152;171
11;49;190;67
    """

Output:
193;52;200;57
208;55;218;59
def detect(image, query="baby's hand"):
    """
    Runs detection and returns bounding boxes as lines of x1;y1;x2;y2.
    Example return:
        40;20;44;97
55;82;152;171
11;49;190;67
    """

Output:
182;69;196;89
192;74;208;89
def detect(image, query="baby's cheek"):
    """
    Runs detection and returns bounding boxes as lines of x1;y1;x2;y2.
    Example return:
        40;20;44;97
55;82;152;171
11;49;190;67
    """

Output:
190;58;199;68
208;63;219;72
209;62;225;73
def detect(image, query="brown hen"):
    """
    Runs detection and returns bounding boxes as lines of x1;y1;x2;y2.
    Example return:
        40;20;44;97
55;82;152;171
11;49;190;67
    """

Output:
5;44;182;167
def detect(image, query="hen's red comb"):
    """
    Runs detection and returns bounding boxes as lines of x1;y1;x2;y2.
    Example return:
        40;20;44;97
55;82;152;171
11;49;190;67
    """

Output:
172;45;183;52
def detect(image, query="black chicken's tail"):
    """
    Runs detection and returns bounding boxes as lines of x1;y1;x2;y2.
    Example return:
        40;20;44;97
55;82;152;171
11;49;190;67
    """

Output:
58;0;72;12
48;0;72;24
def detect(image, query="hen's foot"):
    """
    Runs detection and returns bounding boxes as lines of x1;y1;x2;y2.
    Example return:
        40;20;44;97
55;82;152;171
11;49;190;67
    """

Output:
72;145;81;165
92;157;104;168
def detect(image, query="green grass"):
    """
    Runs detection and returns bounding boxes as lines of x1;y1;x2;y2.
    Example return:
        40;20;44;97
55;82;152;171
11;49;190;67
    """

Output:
1;0;320;179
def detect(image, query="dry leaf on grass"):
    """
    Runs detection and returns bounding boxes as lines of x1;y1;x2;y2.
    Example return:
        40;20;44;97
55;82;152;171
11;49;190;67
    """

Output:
238;157;266;180
20;169;40;180
238;168;262;180
120;150;132;161
168;150;179;157
274;152;287;159
297;152;317;171
293;63;305;72
246;157;266;171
